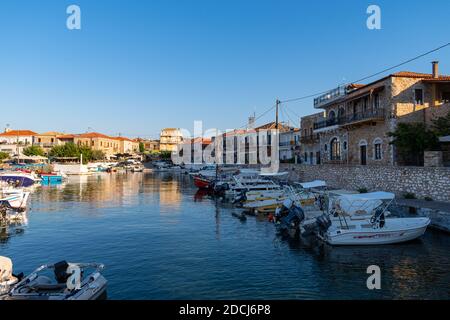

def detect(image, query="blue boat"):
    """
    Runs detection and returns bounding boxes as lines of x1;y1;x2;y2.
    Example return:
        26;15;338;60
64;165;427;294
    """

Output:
40;174;63;184
0;173;37;187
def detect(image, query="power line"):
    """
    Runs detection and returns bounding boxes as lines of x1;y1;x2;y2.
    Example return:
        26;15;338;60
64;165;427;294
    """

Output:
280;42;450;104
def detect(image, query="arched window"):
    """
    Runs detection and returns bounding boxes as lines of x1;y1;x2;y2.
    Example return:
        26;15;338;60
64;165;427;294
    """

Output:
338;107;345;120
330;138;341;161
328;110;336;120
373;138;383;160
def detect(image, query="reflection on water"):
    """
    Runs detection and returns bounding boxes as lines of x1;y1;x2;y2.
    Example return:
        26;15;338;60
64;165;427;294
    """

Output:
1;172;449;300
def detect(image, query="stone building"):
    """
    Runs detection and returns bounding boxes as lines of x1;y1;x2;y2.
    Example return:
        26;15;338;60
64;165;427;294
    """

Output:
299;113;323;165
302;62;450;166
160;128;183;152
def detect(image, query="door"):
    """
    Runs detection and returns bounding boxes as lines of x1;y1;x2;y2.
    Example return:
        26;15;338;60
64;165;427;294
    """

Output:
316;151;321;165
360;145;367;165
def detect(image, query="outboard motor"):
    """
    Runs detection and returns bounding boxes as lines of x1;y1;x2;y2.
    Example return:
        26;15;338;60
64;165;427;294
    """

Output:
301;214;332;237
232;190;247;205
54;261;70;284
278;200;306;234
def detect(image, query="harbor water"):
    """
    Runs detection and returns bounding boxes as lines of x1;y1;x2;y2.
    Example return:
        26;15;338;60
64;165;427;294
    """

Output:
1;172;449;300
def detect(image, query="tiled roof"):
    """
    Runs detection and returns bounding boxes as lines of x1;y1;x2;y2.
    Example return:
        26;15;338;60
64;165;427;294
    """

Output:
56;134;76;139
0;130;37;136
37;131;64;136
391;71;450;80
114;136;134;142
77;132;113;139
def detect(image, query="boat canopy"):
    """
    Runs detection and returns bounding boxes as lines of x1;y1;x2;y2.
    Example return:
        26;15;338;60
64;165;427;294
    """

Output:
338;192;395;202
298;180;327;189
334;192;395;216
259;172;289;177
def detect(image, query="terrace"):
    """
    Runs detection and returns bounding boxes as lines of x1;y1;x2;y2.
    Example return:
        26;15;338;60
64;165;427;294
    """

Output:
314;107;385;130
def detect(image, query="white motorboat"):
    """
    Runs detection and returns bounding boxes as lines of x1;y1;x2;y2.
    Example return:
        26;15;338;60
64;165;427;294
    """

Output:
0;172;40;187
2;259;107;300
0;189;30;211
303;192;431;246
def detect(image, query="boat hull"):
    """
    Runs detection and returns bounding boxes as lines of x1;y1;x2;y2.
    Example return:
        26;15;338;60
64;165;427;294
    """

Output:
326;218;430;246
194;176;211;189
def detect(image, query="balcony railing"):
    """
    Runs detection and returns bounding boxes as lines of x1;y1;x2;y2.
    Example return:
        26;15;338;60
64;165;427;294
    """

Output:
300;135;319;144
314;108;385;130
314;86;347;108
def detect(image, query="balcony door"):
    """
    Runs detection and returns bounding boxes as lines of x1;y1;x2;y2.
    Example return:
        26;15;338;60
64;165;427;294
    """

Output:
360;145;367;165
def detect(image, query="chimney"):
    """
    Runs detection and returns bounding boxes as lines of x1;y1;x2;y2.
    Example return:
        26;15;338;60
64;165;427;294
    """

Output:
432;61;439;79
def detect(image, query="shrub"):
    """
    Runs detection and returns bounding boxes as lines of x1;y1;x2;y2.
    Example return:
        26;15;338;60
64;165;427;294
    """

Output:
403;192;417;199
358;188;368;194
23;145;45;157
424;196;433;202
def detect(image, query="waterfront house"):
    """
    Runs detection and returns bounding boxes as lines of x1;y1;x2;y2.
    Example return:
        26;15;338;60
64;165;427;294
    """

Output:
304;62;450;166
299;113;323;165
114;136;140;154
279;128;301;162
74;132;120;158
0;129;36;146
34;131;66;152
0;129;37;156
160;128;183;152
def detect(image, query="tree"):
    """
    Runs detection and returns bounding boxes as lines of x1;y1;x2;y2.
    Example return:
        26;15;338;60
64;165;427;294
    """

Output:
389;123;439;166
432;111;450;137
49;142;79;158
0;152;9;161
160;151;172;160
139;142;145;153
91;150;106;161
49;142;103;163
23;145;45;156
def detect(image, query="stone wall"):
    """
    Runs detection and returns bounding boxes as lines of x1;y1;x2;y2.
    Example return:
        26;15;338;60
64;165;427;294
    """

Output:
282;163;450;202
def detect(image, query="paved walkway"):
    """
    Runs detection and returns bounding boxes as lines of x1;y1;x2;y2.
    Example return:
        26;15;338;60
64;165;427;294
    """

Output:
395;199;450;212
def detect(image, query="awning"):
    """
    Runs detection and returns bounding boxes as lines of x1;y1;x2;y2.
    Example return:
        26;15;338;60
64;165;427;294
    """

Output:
339;191;395;202
298;180;327;189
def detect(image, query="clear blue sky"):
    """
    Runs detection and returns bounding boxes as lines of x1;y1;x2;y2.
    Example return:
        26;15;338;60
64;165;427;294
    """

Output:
0;0;449;139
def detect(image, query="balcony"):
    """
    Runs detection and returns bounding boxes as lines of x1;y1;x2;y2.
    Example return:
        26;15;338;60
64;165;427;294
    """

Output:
314;86;347;109
314;108;385;131
300;135;319;144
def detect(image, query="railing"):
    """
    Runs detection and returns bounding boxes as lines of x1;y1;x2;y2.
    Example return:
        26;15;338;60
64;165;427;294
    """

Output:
314;108;385;130
300;135;319;143
314;86;347;108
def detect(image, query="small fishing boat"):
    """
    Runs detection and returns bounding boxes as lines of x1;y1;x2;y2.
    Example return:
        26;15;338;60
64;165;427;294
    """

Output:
2;259;107;300
0;172;39;187
40;174;63;184
302;192;431;246
0;189;30;211
193;175;212;189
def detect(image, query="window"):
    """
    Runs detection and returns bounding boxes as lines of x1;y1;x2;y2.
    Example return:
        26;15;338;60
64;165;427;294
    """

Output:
374;138;383;160
309;128;313;136
328;110;336;120
330;138;341;161
310;152;313;165
442;92;450;103
373;93;380;109
343;141;347;150
324;144;328;151
363;97;369;112
304;152;308;162
375;143;382;160
414;89;424;105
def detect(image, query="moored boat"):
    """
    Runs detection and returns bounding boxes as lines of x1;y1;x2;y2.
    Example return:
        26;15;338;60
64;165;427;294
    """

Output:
1;259;107;300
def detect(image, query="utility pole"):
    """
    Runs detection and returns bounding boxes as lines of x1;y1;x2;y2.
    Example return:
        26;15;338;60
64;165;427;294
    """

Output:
275;99;281;130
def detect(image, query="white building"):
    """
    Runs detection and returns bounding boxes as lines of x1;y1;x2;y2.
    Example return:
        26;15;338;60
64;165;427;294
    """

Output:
0;129;36;145
279;129;301;162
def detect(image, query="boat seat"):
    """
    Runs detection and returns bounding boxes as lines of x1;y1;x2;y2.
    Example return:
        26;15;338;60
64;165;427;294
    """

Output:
0;256;15;283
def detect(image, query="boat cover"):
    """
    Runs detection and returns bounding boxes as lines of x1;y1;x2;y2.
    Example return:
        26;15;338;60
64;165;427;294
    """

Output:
335;192;395;216
299;180;327;189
